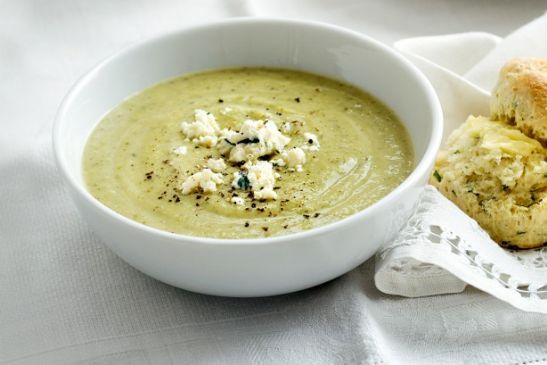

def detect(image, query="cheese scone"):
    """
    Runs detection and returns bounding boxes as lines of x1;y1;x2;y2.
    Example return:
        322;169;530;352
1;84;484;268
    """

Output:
491;58;547;144
431;115;546;249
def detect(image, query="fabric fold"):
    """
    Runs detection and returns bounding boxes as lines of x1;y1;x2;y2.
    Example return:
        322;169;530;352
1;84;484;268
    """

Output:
375;13;547;314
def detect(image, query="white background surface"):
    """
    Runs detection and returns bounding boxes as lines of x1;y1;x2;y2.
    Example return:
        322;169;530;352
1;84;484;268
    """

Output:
2;1;547;364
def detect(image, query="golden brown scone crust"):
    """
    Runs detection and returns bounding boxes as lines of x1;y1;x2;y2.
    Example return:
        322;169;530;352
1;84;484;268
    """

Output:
430;116;546;249
491;58;547;144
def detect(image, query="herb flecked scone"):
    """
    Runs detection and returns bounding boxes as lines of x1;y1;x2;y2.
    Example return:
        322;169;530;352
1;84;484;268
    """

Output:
430;58;547;249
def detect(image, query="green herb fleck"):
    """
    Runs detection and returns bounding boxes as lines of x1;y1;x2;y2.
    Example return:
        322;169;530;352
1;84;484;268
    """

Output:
433;170;442;183
517;231;527;235
236;173;251;190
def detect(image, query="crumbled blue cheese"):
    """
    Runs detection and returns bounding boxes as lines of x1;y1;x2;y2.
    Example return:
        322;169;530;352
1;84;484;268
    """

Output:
173;146;188;155
232;171;251;190
228;146;248;163
180;109;220;147
247;161;278;200
224;119;291;162
302;132;320;151
271;158;286;167
232;161;278;200
207;158;226;173
180;168;223;194
197;135;218;148
231;196;245;205
282;147;306;172
217;128;239;155
175;109;320;199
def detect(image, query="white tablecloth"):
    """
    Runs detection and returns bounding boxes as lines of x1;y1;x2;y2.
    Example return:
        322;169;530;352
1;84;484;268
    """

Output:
2;1;547;364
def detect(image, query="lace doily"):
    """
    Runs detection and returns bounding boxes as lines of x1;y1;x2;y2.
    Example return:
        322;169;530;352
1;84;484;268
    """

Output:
375;185;547;314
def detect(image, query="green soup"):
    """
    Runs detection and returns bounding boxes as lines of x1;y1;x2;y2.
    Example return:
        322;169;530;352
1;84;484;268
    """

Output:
83;68;413;238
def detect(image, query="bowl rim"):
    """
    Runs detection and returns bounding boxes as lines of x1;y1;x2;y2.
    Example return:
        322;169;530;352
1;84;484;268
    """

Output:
52;17;443;246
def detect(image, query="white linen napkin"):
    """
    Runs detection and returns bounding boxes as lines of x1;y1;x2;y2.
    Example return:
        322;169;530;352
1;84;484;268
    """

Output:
374;13;547;313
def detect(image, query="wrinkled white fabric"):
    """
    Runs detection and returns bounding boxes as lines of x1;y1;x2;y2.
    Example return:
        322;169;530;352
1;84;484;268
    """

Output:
375;14;547;314
376;185;547;313
2;1;547;364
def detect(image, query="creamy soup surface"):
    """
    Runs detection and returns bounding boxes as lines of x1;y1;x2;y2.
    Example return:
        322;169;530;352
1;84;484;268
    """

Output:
83;68;414;238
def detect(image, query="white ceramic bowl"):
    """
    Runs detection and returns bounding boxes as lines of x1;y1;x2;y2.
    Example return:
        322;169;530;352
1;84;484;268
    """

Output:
53;18;442;297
